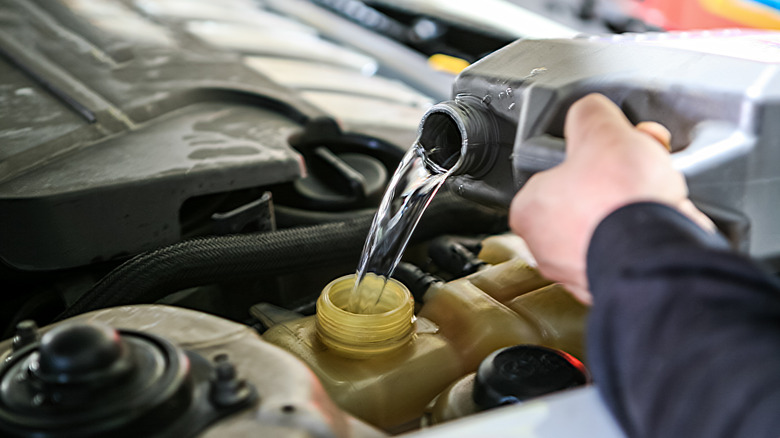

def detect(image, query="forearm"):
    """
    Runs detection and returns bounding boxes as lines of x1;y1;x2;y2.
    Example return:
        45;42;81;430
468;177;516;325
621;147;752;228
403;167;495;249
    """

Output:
587;202;780;437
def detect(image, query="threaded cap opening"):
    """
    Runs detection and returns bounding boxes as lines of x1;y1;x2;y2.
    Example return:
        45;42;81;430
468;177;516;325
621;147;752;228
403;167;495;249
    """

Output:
316;274;415;359
417;95;499;177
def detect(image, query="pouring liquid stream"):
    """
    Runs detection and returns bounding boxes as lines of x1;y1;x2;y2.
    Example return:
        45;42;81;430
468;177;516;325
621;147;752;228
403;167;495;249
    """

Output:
348;141;456;314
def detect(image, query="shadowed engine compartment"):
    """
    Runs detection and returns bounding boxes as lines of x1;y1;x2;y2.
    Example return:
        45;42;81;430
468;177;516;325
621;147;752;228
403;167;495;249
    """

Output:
0;1;661;436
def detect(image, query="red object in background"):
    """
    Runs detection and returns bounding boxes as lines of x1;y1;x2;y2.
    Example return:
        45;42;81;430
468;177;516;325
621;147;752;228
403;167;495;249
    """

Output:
628;0;780;30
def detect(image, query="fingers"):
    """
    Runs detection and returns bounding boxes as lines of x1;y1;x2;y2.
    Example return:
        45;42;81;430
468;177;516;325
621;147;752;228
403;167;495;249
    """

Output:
508;172;539;237
511;93;714;307
563;282;593;306
678;199;718;233
636;122;672;151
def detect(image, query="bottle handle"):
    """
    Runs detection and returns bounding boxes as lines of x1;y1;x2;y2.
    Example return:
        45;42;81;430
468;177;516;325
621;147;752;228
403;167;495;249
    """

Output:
671;121;755;176
512;122;754;186
511;134;566;187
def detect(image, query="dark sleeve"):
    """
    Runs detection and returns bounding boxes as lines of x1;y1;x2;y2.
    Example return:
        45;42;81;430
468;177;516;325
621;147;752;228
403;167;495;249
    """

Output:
586;202;780;438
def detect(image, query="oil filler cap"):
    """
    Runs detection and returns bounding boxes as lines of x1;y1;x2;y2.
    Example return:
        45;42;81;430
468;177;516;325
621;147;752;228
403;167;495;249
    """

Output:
472;345;589;410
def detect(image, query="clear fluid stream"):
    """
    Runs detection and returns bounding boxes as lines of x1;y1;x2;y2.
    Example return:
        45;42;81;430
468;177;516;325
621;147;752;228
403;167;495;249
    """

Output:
348;141;457;313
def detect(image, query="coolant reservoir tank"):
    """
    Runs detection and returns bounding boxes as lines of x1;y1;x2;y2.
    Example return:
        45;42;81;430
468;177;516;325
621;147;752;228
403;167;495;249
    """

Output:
425;345;589;426
506;284;589;361
263;275;464;430
418;258;588;370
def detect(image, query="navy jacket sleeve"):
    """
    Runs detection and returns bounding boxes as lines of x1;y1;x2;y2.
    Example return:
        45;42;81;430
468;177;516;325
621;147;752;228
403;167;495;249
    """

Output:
586;202;780;438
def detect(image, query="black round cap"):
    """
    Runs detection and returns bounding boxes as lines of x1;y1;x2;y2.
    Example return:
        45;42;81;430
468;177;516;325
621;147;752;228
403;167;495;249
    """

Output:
472;345;589;410
293;152;387;208
0;323;197;438
34;323;132;385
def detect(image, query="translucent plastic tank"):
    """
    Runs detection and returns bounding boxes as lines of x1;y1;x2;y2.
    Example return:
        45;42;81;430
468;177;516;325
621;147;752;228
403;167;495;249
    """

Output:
505;284;589;361
425;345;589;426
418;258;588;370
263;275;464;430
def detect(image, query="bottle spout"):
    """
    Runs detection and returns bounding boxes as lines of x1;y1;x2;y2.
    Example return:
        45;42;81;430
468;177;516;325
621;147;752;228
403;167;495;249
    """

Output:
418;96;500;177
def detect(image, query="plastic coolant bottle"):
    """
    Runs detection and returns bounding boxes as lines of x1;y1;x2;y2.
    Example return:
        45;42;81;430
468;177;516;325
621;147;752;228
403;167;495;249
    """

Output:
418;235;589;370
425;345;589;425
263;275;464;430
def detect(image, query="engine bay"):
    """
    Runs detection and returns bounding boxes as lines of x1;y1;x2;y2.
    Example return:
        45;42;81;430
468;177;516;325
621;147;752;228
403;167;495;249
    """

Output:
4;0;780;437
0;1;599;435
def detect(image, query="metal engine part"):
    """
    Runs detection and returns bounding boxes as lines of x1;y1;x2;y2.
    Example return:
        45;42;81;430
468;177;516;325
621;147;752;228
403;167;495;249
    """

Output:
0;306;385;438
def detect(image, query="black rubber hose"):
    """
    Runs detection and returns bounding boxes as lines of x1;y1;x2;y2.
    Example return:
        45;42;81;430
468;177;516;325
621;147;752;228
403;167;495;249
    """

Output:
57;194;506;320
393;262;443;303
428;236;486;277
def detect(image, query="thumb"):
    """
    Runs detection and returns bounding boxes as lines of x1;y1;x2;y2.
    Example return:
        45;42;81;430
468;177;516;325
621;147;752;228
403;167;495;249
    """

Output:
563;94;635;156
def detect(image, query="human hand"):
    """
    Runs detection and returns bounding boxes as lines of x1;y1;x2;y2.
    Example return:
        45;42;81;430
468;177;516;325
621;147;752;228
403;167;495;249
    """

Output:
509;94;714;304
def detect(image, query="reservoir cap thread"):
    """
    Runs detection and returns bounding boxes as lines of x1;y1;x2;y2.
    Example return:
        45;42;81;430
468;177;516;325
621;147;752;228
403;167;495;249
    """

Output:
316;275;415;359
